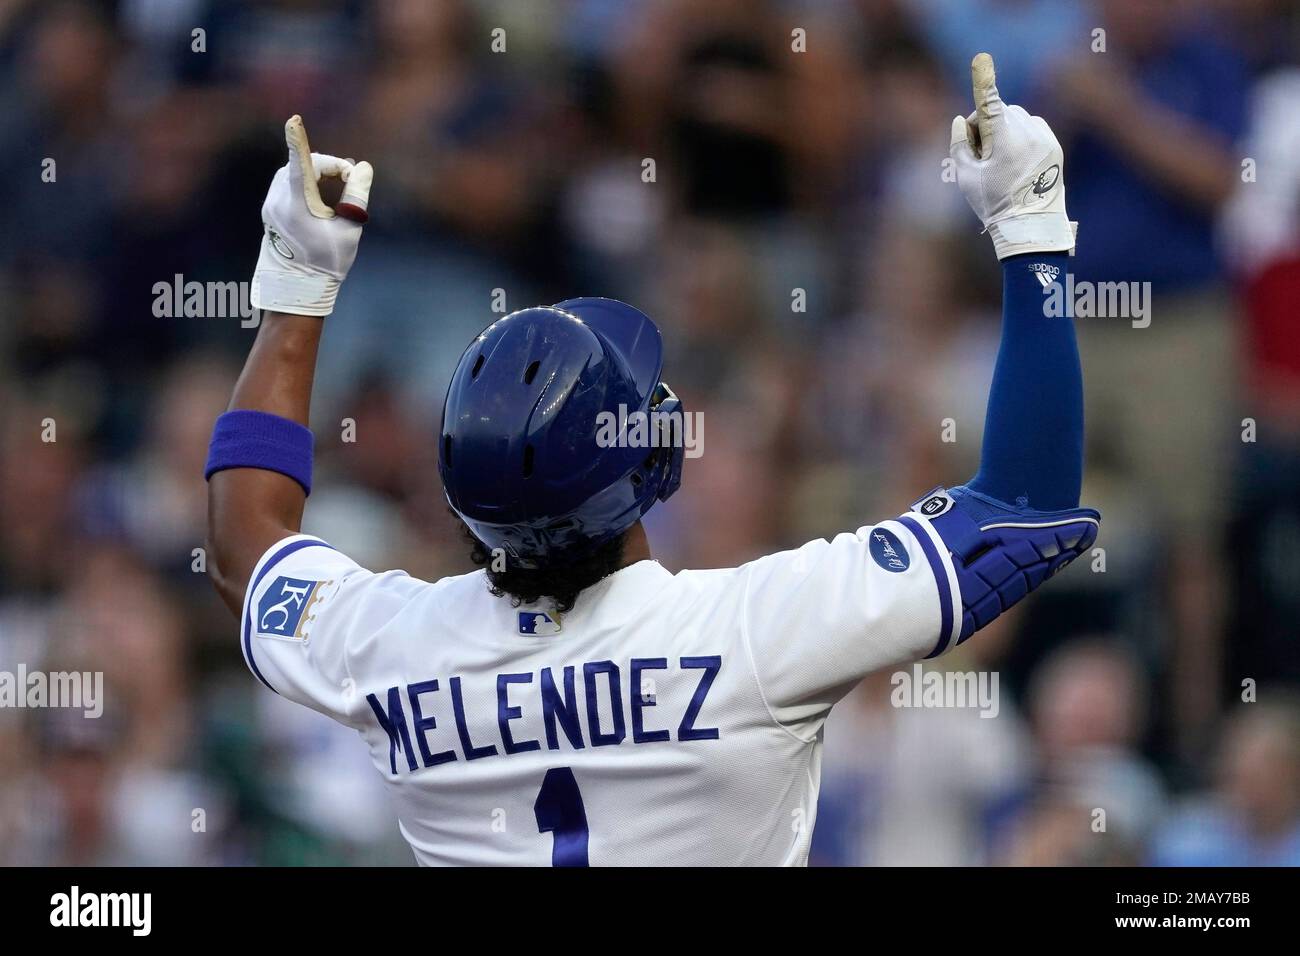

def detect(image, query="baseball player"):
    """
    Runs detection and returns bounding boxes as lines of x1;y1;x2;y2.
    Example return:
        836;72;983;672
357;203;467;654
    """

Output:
206;54;1099;866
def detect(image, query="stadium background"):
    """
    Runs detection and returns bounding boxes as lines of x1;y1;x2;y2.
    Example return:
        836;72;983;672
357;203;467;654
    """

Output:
1;0;1298;866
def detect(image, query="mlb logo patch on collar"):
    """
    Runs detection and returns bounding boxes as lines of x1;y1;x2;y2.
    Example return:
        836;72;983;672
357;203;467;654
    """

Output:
518;611;561;635
256;576;333;642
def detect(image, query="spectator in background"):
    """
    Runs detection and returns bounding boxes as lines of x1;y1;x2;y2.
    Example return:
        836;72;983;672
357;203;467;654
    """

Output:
615;0;857;222
1040;0;1252;764
998;639;1165;865
1150;701;1300;866
1026;640;1166;839
0;388;88;597
5;706;126;866
0;0;120;267
612;0;857;343
813;659;1033;867
1050;0;1248;291
1219;52;1300;693
203;0;362;125
309;0;551;415
76;354;236;570
905;0;1091;105
4;702;230;866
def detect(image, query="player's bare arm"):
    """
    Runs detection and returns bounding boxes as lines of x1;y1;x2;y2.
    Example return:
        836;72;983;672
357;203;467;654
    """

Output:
206;311;322;614
206;117;373;616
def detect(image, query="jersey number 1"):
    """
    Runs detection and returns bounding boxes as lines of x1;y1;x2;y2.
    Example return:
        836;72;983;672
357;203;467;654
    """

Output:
533;767;589;867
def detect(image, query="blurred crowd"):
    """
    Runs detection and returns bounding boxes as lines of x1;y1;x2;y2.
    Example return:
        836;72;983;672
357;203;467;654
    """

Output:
0;0;1298;866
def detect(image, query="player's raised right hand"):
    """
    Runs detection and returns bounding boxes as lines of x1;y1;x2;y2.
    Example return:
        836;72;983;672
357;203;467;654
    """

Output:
250;115;375;317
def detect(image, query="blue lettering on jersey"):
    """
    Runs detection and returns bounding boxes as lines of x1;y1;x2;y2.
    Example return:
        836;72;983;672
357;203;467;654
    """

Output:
868;528;910;572
409;679;456;768
678;656;722;741
498;673;541;755
367;686;418;775
451;675;498;760
584;661;626;746
540;666;585;750
630;658;669;744
366;655;724;775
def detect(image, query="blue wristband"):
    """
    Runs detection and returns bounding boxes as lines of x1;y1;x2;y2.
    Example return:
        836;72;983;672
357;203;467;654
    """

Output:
205;410;314;495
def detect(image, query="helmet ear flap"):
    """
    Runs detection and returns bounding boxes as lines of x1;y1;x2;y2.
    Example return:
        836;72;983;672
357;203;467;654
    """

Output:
649;386;685;503
657;442;685;503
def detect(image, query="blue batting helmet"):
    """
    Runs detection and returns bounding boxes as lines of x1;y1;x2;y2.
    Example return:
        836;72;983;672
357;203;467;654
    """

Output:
438;297;685;567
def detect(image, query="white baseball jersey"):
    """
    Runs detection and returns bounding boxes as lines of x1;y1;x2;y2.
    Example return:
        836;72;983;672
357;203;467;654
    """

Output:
240;513;961;866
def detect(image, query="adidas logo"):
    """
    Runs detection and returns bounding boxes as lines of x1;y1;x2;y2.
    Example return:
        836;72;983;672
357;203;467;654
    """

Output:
1029;261;1061;289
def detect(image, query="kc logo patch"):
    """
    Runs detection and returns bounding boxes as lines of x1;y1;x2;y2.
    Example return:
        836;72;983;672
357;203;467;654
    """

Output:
257;576;332;641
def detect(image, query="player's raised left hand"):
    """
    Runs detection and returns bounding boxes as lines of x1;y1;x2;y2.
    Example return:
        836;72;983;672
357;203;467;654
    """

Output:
250;115;374;317
949;53;1075;260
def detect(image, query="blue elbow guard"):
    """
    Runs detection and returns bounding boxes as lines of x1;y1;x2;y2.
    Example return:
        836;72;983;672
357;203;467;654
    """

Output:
898;485;1100;656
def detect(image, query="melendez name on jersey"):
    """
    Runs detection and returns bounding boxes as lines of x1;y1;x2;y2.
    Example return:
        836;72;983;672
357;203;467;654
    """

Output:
240;513;962;867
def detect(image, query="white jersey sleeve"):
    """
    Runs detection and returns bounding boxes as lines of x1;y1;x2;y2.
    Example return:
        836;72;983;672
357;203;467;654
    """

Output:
240;533;428;726
738;516;959;737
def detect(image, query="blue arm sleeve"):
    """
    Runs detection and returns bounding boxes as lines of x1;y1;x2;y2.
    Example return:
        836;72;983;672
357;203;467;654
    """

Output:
899;253;1096;653
966;252;1083;510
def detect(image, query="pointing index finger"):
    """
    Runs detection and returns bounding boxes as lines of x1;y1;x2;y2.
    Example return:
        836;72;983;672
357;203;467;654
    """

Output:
971;53;998;110
285;114;335;219
970;53;1003;158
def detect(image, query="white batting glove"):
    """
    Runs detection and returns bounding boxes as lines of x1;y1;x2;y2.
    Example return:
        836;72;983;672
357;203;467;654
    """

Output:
950;53;1076;259
251;115;374;317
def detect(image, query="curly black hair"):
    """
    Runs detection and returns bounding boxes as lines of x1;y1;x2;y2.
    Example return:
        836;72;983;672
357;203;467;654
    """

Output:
460;522;628;614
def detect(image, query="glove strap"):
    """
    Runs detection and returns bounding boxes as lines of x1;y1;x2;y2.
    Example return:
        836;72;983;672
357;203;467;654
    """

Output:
986;214;1078;260
251;269;339;317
